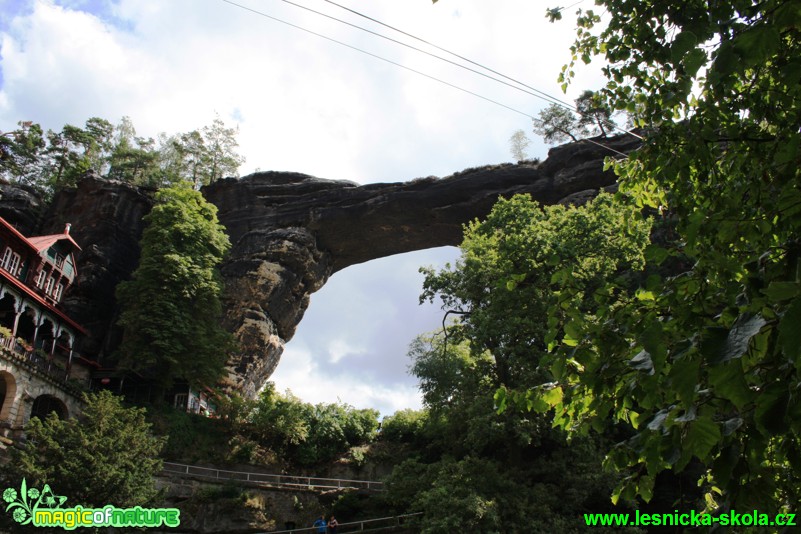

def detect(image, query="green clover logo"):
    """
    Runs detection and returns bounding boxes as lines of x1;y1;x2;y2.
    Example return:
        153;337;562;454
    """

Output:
3;479;64;526
2;488;16;504
12;508;27;523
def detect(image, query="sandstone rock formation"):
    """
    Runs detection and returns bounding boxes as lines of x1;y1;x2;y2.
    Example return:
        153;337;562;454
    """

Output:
0;134;639;397
203;134;640;396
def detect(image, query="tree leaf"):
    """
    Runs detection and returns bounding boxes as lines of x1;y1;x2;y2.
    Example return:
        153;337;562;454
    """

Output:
734;24;781;66
671;31;698;63
685;415;721;462
708;360;753;409
762;282;801;303
754;383;790;436
668;357;699;407
780;297;801;365
683;48;707;76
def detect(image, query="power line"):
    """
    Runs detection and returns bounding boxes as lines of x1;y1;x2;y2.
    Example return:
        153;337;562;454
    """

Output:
271;0;570;109
218;0;633;158
322;0;642;142
219;0;535;118
321;0;573;110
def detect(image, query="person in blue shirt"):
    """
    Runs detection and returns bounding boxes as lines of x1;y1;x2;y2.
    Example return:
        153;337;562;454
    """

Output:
313;515;326;533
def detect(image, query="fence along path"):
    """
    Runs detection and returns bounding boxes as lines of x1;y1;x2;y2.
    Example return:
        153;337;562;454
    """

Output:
261;512;423;533
162;461;384;491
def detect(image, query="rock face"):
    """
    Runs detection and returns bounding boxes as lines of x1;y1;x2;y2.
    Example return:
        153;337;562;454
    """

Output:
0;134;639;397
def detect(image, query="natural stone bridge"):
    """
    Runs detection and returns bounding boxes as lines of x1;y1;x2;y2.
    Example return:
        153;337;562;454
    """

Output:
4;134;639;398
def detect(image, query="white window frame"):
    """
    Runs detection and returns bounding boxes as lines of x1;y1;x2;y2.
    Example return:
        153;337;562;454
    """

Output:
35;270;47;289
7;253;20;276
45;276;55;295
54;282;65;302
1;247;12;270
1;247;20;276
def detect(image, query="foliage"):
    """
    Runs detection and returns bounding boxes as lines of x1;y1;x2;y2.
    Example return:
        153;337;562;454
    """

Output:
533;102;585;144
249;383;312;448
521;0;801;513
421;192;650;390
0;115;244;193
147;402;232;463
107;116;161;186
575;89;614;136
379;408;429;444
292;397;380;466
0;121;46;186
4;390;164;508
376;328;644;532
533;89;616;145
199;383;382;467
116;184;233;389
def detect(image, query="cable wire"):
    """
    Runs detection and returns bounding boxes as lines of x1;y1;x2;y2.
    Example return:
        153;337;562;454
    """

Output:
273;0;571;109
322;0;642;141
218;0;633;158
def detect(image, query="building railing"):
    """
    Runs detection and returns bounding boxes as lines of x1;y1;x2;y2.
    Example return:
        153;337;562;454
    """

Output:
162;461;384;492
0;336;90;391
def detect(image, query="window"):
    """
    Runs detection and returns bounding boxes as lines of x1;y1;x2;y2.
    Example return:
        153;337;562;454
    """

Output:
35;270;47;289
1;247;21;277
54;282;65;302
1;247;11;269
55;254;65;268
45;276;55;296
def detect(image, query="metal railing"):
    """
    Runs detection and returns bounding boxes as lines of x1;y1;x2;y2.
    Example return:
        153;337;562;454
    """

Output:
162;461;385;491
261;512;423;533
0;340;91;394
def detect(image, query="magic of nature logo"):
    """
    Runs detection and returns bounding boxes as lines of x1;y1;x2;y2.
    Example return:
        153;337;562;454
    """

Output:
3;478;180;529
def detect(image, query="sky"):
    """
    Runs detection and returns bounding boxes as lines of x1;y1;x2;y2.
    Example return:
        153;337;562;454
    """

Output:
0;0;606;417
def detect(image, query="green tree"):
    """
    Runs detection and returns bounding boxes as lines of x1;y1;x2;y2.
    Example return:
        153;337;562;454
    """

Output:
382;332;638;532
0;121;46;185
421;193;650;389
200;115;245;185
107;116;161;185
532;102;584;144
116;183;233;389
4;390;164;508
249;383;312;448
40;118;114;190
512;0;801;513
43;125;92;189
380;408;428;444
160;117;244;189
575;89;613;137
82;117;114;173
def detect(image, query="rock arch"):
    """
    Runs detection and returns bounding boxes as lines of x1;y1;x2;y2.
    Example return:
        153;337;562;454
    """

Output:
38;134;639;399
202;134;640;397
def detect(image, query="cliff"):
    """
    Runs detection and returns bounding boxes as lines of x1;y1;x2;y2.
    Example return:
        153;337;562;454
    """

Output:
0;134;639;396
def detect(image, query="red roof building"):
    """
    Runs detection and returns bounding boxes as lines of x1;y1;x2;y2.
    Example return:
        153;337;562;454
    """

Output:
0;217;90;384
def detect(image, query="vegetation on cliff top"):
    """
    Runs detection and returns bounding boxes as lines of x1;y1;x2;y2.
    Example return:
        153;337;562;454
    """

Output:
0;115;244;194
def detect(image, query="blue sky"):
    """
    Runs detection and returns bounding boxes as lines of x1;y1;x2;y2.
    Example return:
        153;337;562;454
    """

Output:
0;0;605;416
